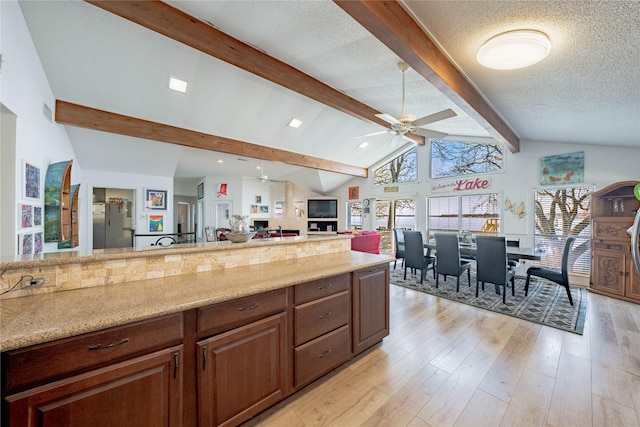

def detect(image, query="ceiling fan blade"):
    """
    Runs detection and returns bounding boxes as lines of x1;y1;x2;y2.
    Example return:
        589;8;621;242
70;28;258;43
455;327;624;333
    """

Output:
413;128;448;140
388;133;405;148
413;108;457;127
355;129;390;139
375;113;401;125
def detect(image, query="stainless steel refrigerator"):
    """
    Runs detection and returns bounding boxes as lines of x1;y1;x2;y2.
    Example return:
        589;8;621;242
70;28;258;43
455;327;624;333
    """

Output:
93;202;128;249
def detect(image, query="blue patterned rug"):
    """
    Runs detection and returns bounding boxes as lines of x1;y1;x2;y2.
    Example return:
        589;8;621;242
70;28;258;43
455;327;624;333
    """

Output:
390;266;587;335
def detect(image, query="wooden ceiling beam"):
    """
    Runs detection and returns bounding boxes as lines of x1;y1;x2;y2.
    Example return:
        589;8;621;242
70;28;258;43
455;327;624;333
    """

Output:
55;100;368;178
334;0;520;153
84;0;423;145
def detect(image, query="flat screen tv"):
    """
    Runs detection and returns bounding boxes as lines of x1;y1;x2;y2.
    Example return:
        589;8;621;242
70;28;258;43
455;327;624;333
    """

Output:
307;199;338;219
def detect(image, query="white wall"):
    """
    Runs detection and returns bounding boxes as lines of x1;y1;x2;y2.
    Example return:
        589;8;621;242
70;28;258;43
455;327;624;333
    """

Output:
336;139;640;239
1;0;81;256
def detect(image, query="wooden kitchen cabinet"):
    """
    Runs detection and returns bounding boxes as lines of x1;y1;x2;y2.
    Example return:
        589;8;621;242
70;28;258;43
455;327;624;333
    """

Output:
196;290;288;427
293;274;351;388
2;314;184;426
352;264;390;355
590;181;640;303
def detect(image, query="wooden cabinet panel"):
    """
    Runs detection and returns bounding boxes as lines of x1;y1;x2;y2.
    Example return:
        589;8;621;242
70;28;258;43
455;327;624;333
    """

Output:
352;265;389;355
294;273;349;304
5;345;183;427
593;218;635;241
197;312;287;427
3;313;183;394
626;257;640;300
294;325;350;388
591;250;626;296
294;291;349;346
197;288;286;337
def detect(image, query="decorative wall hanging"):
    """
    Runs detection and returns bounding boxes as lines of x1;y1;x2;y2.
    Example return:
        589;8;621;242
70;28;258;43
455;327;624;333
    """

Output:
22;161;41;201
217;183;228;198
197;183;204;200
145;189;167;210
540;151;584;186
349;186;359;200
274;200;285;217
149;215;164;232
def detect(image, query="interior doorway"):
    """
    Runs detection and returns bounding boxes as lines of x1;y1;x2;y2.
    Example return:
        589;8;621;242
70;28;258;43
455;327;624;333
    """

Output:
93;188;135;249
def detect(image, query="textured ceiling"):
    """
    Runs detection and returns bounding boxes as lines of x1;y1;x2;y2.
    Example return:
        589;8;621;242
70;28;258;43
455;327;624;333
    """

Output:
17;1;640;194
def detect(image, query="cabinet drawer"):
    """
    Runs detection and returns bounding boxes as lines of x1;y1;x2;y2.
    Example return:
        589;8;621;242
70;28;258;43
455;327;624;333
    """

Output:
593;240;629;252
294;291;349;346
3;313;183;393
294;325;350;388
198;288;287;337
593;218;634;240
295;273;349;305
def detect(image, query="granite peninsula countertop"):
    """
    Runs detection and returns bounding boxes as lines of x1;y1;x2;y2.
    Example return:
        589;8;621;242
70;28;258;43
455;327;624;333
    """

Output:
0;250;392;352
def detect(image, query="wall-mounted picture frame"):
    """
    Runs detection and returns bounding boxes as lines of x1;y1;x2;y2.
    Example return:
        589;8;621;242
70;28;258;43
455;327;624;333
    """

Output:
145;189;167;210
19;204;33;229
149;215;164;232
197;183;204;200
18;232;33;255
22;160;41;201
256;195;262;204
259;205;269;214
540;151;584;186
250;204;259;214
348;186;359;200
274;200;285;217
34;232;43;254
33;206;43;227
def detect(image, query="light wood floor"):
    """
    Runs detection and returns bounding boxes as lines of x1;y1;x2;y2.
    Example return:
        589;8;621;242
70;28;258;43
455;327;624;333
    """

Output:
242;268;640;427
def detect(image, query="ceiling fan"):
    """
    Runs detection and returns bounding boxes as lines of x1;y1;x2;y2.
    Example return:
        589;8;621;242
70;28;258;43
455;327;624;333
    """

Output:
254;160;284;184
358;62;457;147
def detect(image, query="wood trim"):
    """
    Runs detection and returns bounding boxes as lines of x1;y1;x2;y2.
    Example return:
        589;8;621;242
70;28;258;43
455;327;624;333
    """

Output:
55;100;368;178
334;0;520;153
84;0;423;145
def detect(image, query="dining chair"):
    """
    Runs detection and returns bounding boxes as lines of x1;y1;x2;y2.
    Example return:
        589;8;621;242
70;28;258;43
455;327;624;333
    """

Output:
403;231;436;283
525;236;576;305
434;233;471;291
475;236;516;303
393;227;406;269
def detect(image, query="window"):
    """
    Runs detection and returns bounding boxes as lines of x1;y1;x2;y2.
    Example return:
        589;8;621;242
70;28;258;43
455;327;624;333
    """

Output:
374;147;417;185
347;201;363;230
533;186;593;275
374;198;415;230
430;140;504;179
427;193;501;239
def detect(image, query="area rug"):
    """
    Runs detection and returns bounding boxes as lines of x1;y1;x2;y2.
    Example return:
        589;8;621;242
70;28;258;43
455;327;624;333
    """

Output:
390;266;587;334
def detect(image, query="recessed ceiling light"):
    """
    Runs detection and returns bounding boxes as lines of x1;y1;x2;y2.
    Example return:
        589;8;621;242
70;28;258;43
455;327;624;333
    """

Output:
168;76;188;93
477;30;551;70
287;118;302;128
217;159;223;163
358;142;369;148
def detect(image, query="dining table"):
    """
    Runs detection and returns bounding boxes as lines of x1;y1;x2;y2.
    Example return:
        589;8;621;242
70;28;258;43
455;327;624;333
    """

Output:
424;241;543;261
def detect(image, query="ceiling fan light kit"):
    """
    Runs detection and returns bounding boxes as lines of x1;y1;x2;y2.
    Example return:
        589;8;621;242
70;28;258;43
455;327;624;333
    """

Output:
359;61;456;146
477;30;551;70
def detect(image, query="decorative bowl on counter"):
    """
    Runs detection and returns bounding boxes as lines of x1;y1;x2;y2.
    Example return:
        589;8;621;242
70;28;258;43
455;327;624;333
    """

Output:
225;232;256;243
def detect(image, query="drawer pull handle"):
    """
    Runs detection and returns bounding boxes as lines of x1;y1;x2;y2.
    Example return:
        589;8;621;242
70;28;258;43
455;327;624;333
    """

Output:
318;283;333;290
319;312;333;319
238;303;260;311
88;338;129;350
173;352;179;379
202;347;207;371
318;349;332;358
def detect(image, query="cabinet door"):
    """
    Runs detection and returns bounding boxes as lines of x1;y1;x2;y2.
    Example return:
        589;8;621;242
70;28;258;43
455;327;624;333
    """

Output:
591;250;626;296
352;265;389;355
5;345;183;427
197;313;287;427
625;256;640;301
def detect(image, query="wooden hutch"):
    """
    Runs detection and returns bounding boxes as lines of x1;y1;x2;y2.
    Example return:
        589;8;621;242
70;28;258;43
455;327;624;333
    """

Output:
590;181;640;303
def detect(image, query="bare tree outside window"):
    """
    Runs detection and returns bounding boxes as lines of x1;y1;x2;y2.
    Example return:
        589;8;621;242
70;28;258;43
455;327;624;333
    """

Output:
374;147;417;185
431;140;504;179
534;186;593;274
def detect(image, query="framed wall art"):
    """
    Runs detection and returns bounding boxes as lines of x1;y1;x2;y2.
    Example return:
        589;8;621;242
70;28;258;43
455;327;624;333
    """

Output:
149;215;164;232
18;233;33;255
145;189;167;210
19;204;33;229
22;160;41;201
540;151;584;186
197;183;204;200
348;186;359;200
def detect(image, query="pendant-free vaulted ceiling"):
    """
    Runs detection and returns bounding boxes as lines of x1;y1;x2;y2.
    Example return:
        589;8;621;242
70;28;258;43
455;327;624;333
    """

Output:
19;1;640;194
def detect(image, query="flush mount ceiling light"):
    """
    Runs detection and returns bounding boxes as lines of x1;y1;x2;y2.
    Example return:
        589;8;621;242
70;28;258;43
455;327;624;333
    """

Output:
287;118;302;128
358;142;369;148
168;76;188;93
477;30;551;70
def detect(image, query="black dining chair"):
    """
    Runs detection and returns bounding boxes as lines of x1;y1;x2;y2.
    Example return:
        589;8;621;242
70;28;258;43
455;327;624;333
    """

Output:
525;236;576;305
434;233;471;291
475;236;516;303
403;231;436;283
393;227;406;269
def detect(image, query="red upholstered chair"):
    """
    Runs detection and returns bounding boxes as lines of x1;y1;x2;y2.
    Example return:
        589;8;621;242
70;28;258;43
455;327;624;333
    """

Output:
350;231;381;254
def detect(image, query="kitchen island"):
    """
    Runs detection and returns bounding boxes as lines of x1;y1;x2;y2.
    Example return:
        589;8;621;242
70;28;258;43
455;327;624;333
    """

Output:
1;235;392;426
